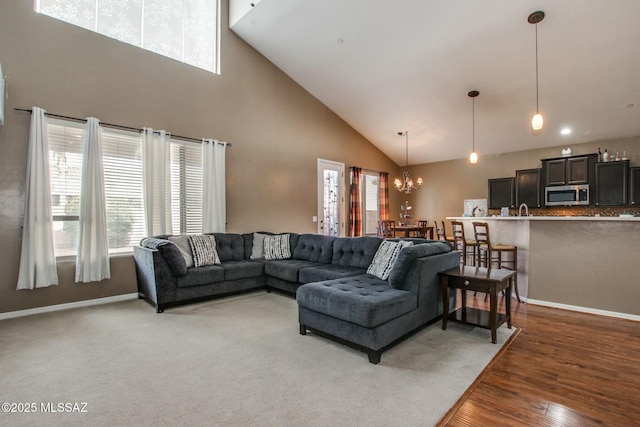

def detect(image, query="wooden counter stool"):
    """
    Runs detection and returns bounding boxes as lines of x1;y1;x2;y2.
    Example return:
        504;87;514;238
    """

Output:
472;221;521;302
451;221;477;266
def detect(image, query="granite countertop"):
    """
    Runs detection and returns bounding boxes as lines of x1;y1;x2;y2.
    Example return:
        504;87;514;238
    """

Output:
446;216;640;222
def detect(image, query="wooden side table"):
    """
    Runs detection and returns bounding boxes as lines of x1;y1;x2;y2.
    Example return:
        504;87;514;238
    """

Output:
440;266;515;343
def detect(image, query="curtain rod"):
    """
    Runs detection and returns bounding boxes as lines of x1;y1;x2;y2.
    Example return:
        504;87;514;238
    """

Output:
14;108;232;147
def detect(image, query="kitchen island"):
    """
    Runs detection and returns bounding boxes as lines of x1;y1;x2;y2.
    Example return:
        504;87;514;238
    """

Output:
447;216;640;318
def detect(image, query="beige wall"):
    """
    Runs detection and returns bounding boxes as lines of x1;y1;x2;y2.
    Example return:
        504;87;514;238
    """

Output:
0;0;400;313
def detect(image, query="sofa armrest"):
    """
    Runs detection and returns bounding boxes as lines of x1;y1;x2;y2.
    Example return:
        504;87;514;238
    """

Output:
388;242;453;288
133;245;178;305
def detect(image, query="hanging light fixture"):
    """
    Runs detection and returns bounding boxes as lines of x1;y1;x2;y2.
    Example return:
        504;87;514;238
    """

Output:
394;131;422;193
529;10;545;134
468;90;479;164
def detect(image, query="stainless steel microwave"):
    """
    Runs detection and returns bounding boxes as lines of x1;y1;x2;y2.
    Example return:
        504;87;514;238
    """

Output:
545;184;590;206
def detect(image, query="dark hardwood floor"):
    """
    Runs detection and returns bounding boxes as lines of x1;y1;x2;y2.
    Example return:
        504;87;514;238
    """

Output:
438;292;640;427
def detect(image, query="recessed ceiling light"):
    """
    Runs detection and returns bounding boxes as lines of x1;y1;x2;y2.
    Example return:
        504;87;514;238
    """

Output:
560;128;572;135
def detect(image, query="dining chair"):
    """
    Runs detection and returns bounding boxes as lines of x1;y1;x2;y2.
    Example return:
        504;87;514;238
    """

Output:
377;220;396;238
450;221;477;266
414;220;430;238
472;221;521;302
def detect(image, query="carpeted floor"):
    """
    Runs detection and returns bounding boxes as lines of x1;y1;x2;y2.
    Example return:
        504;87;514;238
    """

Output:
0;291;515;427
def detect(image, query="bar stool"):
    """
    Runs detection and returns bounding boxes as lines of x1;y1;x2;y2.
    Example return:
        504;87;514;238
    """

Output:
472;221;521;302
450;221;477;266
436;220;455;246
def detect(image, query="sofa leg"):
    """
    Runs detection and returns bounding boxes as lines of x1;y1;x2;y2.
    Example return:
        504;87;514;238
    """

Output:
299;324;307;335
367;349;381;364
156;305;164;314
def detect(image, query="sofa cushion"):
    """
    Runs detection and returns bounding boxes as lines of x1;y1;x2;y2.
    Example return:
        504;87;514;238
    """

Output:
188;234;221;267
367;240;413;280
296;275;417;328
213;233;245;262
388;242;453;289
298;264;365;284
331;236;383;269
221;261;265;281
176;265;225;288
294;234;335;263
264;234;292;260
264;259;324;283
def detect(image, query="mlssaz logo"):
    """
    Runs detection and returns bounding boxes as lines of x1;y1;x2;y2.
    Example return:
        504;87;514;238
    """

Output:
41;402;88;413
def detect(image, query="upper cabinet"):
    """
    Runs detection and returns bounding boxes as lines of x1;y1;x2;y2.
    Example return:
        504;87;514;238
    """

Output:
542;154;596;187
594;160;629;206
630;167;640;206
488;177;515;209
516;168;542;208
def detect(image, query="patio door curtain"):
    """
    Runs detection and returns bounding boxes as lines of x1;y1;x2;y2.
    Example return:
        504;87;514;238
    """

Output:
378;172;390;220
348;167;362;236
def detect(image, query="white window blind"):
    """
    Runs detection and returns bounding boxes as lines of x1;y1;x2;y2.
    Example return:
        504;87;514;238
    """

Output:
35;0;220;74
47;119;205;258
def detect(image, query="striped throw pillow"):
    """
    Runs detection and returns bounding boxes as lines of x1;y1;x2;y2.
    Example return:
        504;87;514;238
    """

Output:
188;234;221;267
264;234;291;260
367;240;413;280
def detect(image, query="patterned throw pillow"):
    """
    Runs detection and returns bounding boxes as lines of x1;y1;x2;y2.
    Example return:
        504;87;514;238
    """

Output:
188;234;221;267
264;234;291;260
367;240;413;280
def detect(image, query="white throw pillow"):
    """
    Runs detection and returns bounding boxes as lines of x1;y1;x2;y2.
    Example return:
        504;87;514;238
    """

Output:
188;234;221;267
168;235;194;268
264;234;291;260
250;233;269;260
367;240;413;280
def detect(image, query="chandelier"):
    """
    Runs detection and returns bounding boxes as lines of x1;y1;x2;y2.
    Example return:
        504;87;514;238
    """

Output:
394;131;422;194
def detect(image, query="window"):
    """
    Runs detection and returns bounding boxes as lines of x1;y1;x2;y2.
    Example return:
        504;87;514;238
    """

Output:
48;118;203;257
35;0;220;74
361;173;380;235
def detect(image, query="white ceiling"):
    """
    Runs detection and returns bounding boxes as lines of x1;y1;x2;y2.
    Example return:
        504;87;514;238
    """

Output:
230;0;640;166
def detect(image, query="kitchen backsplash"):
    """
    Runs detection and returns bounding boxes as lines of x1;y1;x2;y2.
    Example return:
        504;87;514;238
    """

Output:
487;206;640;217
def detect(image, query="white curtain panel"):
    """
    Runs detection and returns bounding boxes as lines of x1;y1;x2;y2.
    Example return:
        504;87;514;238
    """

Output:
142;128;173;236
75;117;111;283
16;107;59;290
202;139;227;233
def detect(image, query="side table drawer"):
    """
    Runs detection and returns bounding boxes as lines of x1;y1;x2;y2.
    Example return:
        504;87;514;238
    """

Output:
445;276;490;293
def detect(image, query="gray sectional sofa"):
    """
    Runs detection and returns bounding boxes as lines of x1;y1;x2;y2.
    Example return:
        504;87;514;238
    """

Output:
133;232;460;363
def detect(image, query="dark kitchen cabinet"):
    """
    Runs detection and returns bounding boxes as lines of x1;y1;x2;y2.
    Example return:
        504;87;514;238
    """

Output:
488;177;515;209
516;168;542;207
594;160;629;206
630;167;640;206
542;154;595;187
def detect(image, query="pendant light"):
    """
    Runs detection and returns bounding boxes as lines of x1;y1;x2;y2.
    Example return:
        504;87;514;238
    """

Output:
529;10;545;134
468;90;479;164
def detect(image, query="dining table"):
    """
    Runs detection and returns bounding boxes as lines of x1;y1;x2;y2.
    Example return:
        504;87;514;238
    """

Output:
393;225;434;239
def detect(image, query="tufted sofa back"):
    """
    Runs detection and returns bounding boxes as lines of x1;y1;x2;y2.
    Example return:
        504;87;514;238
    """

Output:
213;233;246;262
293;234;335;263
331;236;383;269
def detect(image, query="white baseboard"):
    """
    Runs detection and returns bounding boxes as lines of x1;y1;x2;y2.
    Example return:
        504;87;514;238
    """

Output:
0;293;139;321
527;298;640;322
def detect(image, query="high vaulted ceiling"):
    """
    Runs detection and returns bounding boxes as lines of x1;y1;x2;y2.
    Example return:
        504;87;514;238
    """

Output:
230;0;640;166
